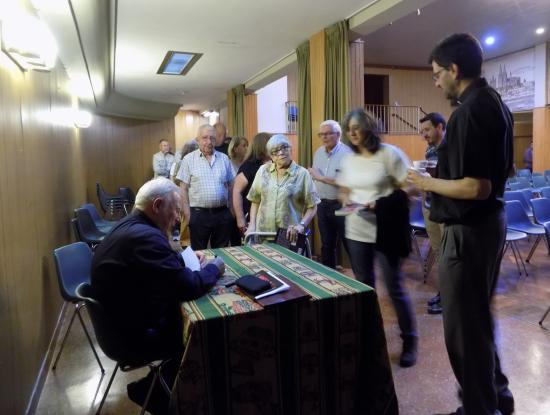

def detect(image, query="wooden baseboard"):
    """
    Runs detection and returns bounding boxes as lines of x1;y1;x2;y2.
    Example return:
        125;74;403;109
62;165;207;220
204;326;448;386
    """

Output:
24;302;68;415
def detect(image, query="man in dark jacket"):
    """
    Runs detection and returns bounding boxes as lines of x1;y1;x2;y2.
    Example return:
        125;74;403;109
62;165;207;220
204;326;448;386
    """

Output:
408;33;514;415
92;177;224;414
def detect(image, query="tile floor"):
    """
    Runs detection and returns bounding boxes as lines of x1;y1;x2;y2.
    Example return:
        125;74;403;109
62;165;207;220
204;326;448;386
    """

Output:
35;237;550;414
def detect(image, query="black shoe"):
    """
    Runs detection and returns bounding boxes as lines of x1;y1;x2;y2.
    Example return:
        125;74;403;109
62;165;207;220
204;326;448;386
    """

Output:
127;374;169;415
399;336;418;368
498;388;515;415
428;302;443;314
428;293;441;306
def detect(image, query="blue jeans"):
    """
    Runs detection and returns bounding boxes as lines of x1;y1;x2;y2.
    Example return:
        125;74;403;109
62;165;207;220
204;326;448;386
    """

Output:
346;238;417;339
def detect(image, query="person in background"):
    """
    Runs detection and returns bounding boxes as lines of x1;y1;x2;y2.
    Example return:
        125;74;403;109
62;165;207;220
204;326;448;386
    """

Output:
419;112;446;315
177;124;235;250
523;141;533;172
214;122;231;155
337;108;418;368
152;139;175;178
232;132;272;236
408;33;514;415
91;178;224;415
309;119;352;269
247;134;319;243
228;136;249;175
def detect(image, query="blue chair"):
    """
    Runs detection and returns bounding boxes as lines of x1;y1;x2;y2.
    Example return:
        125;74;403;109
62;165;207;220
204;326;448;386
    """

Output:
74;208;107;248
503;191;533;217
509;181;530;191
516;169;532;179
540;187;550;199
532;176;548;191
503;229;528;277
544;169;550;182
52;243;104;373
530;198;550;255
81;203;118;233
76;283;172;415
532;172;543;177
409;198;435;283
505;200;546;262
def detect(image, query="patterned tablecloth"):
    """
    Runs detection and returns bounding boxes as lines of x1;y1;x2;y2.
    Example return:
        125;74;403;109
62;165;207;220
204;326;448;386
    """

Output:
171;243;397;415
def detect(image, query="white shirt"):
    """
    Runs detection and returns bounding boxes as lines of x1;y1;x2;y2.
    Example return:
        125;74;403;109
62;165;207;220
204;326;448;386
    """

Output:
312;141;353;200
337;144;410;243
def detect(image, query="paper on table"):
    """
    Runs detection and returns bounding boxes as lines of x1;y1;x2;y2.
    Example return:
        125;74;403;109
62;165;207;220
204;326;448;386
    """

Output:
181;246;201;271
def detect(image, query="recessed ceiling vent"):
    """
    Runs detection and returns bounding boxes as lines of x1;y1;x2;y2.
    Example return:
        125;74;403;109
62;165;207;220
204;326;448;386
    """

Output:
157;51;202;75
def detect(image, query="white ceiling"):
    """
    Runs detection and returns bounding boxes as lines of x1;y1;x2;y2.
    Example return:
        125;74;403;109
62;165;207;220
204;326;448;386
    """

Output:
363;0;550;67
114;0;370;110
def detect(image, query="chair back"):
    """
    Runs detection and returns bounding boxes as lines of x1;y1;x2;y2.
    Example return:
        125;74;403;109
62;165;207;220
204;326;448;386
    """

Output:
516;169;532;179
531;198;550;225
503;191;533;216
96;183;110;213
275;228;311;257
532;176;548;189
544;169;550;181
541;187;550;199
74;208;106;245
504;200;532;227
118;187;135;204
409;198;425;230
509;181;530;191
75;283;131;363
53;242;93;303
81;203;102;223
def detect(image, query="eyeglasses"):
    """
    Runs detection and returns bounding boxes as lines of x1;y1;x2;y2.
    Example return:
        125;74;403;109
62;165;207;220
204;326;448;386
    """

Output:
317;131;337;138
270;144;290;156
432;68;445;81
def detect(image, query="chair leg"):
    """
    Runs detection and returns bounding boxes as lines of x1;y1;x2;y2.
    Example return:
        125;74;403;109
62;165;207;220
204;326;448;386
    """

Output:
96;363;119;415
139;368;160;415
52;303;78;370
526;235;542;262
512;241;529;277
539;306;550;329
77;304;105;373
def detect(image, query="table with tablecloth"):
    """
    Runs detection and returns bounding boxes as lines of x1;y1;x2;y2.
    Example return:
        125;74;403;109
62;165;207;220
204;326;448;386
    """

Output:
170;243;398;415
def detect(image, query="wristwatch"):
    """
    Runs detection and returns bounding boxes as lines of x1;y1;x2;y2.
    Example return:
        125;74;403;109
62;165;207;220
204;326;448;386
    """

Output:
299;220;306;227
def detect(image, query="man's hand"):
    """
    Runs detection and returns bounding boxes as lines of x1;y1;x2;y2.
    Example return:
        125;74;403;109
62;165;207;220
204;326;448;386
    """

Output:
407;168;431;192
196;251;207;268
206;257;225;276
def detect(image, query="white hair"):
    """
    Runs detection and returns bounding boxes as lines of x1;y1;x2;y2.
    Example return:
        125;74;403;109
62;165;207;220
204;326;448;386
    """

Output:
320;119;342;135
266;134;290;154
134;178;179;210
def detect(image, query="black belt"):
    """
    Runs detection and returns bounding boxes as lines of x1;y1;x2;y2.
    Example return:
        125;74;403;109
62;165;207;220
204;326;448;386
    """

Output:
191;206;227;213
320;198;340;203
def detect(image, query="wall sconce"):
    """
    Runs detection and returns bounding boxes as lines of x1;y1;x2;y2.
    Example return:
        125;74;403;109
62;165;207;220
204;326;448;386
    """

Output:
0;9;57;71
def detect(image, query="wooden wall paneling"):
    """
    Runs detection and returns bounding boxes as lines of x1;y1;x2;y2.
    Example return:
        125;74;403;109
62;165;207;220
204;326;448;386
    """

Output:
349;40;365;109
533;107;550;172
513;119;533;170
227;90;235;137
174;110;204;151
0;54;87;414
310;30;326;155
287;67;298;102
382;134;427;162
244;94;258;140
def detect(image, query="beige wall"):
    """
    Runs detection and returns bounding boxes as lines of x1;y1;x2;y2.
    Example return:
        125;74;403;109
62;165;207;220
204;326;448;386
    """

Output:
365;66;455;121
0;55;87;414
533;107;550;172
174;110;205;151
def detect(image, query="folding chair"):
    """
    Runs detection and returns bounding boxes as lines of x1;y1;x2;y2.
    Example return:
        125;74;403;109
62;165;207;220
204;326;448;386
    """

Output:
504;191;533;217
503;229;528;277
505;200;546;262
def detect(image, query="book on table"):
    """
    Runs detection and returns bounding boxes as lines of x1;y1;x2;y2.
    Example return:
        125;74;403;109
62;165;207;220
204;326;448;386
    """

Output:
253;270;290;300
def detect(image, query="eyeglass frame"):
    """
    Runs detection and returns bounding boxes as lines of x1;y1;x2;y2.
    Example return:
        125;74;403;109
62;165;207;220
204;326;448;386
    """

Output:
317;131;338;138
432;68;446;81
270;144;291;156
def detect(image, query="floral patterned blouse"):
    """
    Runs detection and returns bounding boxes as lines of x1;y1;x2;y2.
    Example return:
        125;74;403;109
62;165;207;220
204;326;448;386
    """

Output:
247;161;320;232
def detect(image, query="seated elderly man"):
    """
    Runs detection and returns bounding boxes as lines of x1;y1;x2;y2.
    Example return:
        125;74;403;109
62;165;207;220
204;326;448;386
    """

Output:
91;177;224;415
247;134;320;242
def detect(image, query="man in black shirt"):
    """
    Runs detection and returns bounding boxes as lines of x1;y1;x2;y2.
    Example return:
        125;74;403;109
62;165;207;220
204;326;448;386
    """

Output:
408;33;514;415
92;177;224;414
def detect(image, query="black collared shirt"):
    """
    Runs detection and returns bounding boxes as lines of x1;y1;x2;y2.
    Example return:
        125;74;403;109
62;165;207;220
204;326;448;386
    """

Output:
91;211;219;336
430;78;513;224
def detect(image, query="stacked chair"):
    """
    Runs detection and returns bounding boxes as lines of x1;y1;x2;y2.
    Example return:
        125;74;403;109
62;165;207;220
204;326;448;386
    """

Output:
96;183;128;218
73;208;107;248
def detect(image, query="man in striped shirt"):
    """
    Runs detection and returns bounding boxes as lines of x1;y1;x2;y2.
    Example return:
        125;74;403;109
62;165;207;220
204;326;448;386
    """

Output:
177;124;235;249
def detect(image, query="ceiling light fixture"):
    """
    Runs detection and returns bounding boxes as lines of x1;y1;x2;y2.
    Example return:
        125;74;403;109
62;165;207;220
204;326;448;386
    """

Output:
157;51;202;76
484;36;495;46
535;27;545;35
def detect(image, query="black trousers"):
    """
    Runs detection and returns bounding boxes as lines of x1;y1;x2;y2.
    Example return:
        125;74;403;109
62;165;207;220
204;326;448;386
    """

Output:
317;199;347;268
439;210;511;414
189;207;232;250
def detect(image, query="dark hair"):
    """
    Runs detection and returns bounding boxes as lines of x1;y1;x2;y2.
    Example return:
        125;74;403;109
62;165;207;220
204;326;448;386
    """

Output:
246;132;272;162
342;108;381;154
429;33;483;79
419;112;447;131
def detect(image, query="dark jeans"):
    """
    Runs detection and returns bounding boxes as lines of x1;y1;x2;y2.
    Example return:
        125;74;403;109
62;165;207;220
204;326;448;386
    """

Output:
346;238;417;339
317;199;347;268
439;210;511;414
229;217;242;246
189;207;232;250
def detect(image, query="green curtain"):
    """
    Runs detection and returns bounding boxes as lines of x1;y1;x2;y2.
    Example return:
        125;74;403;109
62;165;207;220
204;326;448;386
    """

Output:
296;41;312;167
325;21;349;123
231;84;245;137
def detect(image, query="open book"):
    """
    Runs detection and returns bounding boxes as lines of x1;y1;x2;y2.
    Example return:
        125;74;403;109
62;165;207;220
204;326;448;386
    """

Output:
254;270;290;300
